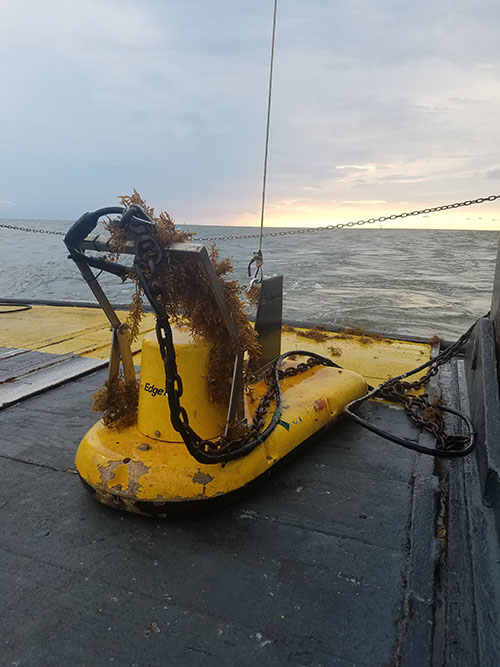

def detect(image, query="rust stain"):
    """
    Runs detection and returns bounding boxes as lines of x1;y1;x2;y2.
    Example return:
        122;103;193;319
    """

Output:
296;326;330;343
314;397;328;412
192;470;214;485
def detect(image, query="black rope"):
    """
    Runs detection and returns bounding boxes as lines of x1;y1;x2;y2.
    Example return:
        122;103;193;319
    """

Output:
0;302;32;313
343;390;475;458
342;339;477;458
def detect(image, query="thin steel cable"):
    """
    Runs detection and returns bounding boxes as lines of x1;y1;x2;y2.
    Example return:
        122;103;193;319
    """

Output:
258;0;279;253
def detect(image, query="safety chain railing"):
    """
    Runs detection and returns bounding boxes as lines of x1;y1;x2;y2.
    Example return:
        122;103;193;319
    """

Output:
0;223;66;235
2;194;500;240
196;194;500;240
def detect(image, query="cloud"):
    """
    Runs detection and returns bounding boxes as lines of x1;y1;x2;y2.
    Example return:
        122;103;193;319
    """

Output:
336;164;378;172
0;0;500;223
483;169;500;180
342;200;388;205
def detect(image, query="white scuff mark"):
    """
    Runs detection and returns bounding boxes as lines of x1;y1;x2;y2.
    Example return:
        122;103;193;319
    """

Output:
337;571;361;586
330;494;352;506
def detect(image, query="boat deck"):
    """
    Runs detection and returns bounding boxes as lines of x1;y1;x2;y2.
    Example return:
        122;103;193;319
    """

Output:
1;365;436;666
0;301;431;409
2;306;500;665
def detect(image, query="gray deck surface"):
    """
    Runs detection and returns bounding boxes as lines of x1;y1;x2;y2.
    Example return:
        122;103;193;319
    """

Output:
1;368;440;666
0;346;104;409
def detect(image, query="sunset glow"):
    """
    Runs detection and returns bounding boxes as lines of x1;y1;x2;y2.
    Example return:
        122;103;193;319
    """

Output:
225;201;500;231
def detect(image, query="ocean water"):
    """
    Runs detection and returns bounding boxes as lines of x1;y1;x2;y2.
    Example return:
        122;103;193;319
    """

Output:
1;218;498;340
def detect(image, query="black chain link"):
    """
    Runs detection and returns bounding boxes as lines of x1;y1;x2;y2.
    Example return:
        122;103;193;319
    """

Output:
0;222;65;235
195;195;500;241
2;194;499;241
63;202;480;459
120;206;330;464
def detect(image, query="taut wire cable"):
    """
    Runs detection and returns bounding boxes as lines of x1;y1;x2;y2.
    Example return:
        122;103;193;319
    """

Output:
258;0;279;254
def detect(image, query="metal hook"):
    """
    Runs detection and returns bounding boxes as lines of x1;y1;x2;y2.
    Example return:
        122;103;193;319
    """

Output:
247;250;264;291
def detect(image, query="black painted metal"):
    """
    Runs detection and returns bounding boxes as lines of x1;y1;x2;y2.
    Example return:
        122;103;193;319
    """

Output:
438;357;500;664
465;319;500;533
489;232;500;379
253;275;283;368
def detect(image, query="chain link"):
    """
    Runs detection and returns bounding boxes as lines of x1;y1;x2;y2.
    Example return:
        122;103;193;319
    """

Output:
0;222;65;235
124;205;335;462
59;200;478;460
195;195;500;241
2;194;499;241
374;318;479;451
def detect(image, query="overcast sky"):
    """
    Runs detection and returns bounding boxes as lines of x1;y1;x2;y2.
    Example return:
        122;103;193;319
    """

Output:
1;0;500;228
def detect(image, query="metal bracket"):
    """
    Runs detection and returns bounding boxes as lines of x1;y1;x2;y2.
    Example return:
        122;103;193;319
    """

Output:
69;252;136;384
252;275;283;370
77;233;243;421
81;236;240;344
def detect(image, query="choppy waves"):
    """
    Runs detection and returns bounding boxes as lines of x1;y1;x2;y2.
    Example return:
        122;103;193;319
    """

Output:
0;219;497;339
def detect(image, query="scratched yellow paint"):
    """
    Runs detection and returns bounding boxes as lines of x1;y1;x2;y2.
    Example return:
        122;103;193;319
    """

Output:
76;363;369;505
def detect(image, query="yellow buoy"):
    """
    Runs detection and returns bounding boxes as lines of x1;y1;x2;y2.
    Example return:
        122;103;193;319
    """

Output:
75;327;367;516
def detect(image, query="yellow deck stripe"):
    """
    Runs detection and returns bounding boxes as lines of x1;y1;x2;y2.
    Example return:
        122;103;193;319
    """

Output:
0;304;432;387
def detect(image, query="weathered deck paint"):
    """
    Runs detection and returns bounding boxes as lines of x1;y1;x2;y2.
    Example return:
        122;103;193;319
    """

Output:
0;303;432;410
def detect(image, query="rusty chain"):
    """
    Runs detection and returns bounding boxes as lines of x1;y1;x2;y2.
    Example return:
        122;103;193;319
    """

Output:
2;194;500;240
278;357;322;379
376;318;477;450
343;317;479;456
241;357;324;439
